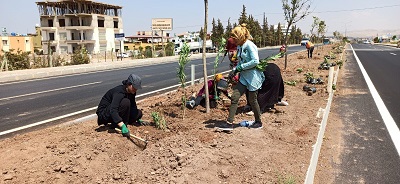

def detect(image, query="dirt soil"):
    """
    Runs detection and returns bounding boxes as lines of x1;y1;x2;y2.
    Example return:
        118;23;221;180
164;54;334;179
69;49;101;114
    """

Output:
0;45;345;183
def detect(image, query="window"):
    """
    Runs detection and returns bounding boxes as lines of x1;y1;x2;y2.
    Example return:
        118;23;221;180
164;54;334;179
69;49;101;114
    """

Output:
26;40;29;44
48;19;53;27
2;40;8;45
59;32;67;40
113;20;118;28
98;19;104;27
49;33;55;40
59;19;65;27
50;46;56;53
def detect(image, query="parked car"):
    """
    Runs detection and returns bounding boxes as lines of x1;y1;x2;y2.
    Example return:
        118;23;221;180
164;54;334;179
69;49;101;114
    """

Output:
363;40;371;44
117;53;129;58
300;38;310;46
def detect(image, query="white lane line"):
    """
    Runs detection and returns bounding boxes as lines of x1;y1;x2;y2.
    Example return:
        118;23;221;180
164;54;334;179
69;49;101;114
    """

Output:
0;72;230;136
0;107;97;136
390;53;397;55
351;45;400;156
0;81;102;101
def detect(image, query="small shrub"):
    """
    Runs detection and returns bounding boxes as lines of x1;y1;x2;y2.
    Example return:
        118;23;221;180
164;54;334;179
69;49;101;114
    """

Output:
3;49;31;70
70;46;90;65
145;46;153;58
284;80;297;86
151;111;167;130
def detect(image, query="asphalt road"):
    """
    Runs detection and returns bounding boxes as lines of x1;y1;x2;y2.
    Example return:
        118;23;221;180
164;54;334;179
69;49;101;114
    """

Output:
0;45;305;137
333;43;400;183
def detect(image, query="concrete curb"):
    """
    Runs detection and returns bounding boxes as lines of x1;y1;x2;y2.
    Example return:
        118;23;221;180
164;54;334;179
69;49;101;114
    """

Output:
304;43;347;184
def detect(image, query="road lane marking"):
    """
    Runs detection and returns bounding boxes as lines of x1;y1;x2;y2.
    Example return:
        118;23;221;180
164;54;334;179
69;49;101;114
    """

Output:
351;45;400;157
0;72;231;136
390;53;397;55
0;107;97;136
0;81;102;101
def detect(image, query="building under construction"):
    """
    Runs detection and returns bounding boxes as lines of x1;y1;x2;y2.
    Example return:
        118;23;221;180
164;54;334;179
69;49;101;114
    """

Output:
36;0;124;54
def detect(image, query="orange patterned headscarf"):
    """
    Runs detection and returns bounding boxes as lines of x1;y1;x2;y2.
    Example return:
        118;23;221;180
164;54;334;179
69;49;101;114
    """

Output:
230;24;251;46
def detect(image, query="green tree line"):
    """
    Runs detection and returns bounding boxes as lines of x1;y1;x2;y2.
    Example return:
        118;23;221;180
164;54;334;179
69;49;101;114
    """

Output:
209;5;305;48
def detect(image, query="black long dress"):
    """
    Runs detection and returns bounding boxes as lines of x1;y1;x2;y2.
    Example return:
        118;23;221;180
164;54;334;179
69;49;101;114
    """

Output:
254;63;285;111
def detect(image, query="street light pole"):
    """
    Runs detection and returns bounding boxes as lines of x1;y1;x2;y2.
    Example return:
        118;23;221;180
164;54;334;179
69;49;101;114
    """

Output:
344;21;352;38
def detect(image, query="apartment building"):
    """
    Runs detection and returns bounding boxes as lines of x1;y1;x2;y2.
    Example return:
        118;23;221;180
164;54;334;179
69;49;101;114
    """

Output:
0;35;34;55
36;0;124;54
125;30;171;51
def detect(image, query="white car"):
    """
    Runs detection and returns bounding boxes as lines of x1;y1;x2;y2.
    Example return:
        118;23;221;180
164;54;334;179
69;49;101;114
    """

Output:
117;53;129;58
301;38;309;46
363;40;371;44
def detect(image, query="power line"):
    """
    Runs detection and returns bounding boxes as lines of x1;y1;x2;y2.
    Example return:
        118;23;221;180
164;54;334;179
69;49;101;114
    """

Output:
172;4;400;30
313;4;400;13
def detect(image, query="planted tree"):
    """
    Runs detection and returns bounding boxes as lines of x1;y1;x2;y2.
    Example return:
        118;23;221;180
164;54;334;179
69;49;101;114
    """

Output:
151;111;167;130
177;43;191;119
202;0;211;113
282;0;311;69
212;37;226;99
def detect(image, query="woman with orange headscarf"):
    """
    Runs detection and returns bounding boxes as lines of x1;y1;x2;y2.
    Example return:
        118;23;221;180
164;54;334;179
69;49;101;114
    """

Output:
225;24;264;129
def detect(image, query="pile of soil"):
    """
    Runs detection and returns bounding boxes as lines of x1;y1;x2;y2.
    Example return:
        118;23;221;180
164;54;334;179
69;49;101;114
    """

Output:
0;44;345;183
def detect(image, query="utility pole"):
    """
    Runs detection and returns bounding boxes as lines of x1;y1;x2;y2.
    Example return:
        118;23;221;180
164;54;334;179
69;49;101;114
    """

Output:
151;27;155;58
161;29;165;55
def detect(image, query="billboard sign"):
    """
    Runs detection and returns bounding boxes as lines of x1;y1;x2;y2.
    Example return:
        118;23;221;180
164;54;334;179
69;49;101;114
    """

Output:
151;18;173;31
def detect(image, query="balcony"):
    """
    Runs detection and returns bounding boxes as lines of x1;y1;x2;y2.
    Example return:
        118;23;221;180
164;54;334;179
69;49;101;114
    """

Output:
65;39;95;44
65;26;93;30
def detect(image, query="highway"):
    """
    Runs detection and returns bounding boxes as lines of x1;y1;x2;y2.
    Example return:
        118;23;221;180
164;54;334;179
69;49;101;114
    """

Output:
0;46;304;136
333;43;400;183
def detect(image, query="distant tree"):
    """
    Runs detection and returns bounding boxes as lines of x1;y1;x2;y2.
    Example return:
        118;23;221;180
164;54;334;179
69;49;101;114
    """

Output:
269;25;275;46
282;0;311;69
295;27;303;44
233;22;238;28
216;19;224;46
199;27;205;39
262;13;270;47
310;16;320;42
238;5;248;25
276;22;284;45
392;35;397;40
333;30;343;41
211;18;224;49
373;37;379;43
317;20;327;42
289;25;297;44
224;18;233;39
247;15;263;47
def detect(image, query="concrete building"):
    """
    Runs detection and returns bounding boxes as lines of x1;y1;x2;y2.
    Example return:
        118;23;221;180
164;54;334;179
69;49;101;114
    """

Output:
27;26;44;52
36;0;124;54
1;35;34;55
125;31;171;51
274;23;292;33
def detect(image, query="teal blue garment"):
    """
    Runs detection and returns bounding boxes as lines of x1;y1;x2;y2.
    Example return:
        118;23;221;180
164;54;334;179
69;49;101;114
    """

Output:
236;40;265;91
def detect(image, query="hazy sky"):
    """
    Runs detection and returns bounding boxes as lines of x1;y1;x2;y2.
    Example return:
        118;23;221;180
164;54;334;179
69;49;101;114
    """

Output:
0;0;399;37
